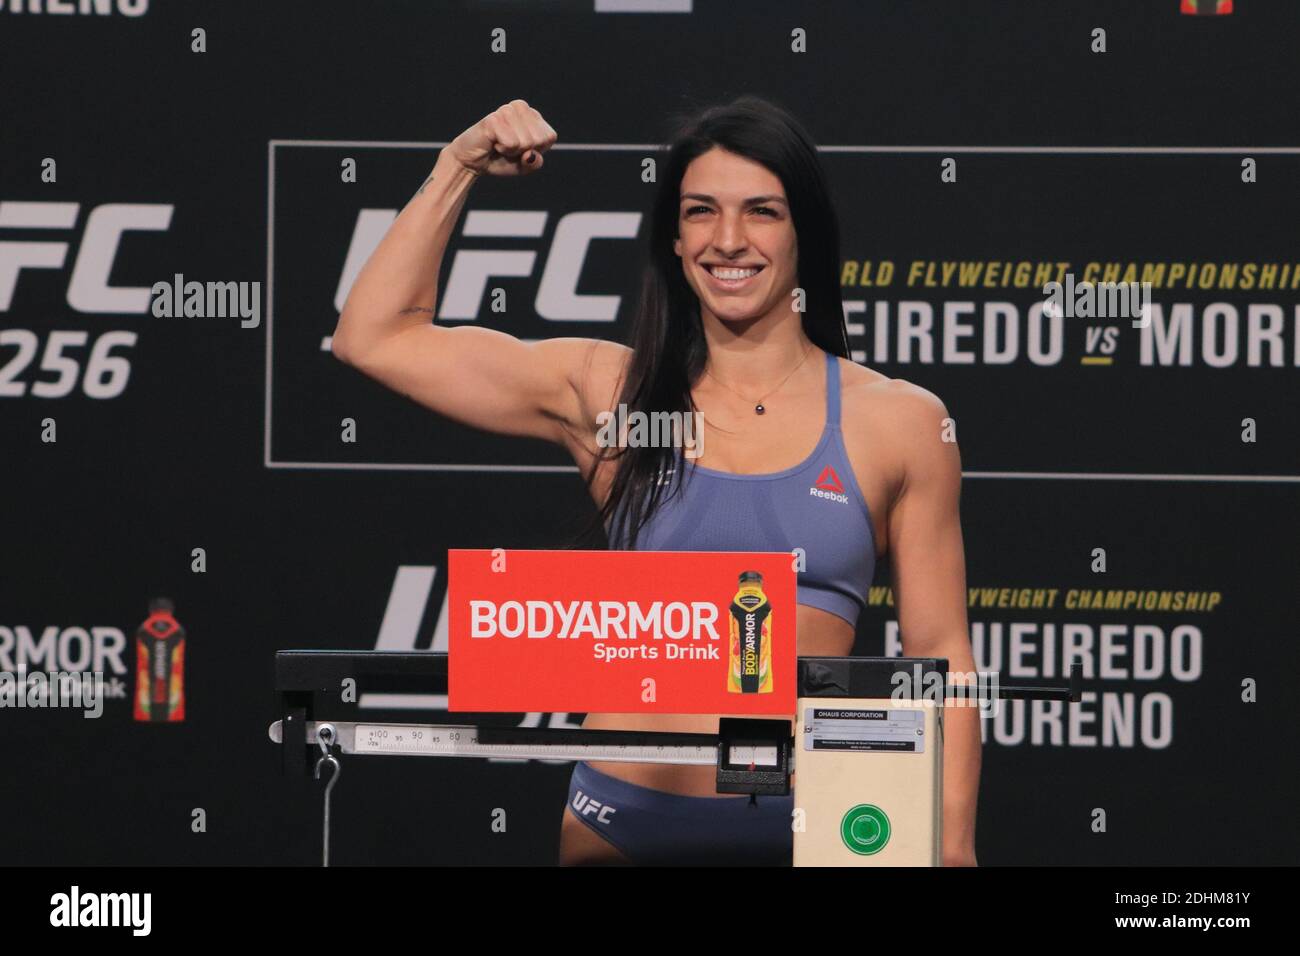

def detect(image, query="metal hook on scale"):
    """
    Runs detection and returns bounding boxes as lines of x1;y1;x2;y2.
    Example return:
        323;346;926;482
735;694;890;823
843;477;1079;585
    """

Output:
313;723;340;867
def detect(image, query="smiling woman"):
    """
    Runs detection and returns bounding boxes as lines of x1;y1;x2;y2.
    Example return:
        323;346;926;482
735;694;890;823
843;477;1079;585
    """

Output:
672;164;807;339
550;97;978;866
684;199;780;290
329;94;980;867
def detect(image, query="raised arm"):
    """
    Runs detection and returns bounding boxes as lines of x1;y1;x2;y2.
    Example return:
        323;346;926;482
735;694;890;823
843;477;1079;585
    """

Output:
330;100;605;444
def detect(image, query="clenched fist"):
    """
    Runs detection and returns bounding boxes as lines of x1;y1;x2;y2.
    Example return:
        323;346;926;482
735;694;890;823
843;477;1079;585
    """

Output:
444;99;558;177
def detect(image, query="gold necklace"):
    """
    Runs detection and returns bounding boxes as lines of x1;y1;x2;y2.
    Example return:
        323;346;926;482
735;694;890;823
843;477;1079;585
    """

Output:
703;342;815;415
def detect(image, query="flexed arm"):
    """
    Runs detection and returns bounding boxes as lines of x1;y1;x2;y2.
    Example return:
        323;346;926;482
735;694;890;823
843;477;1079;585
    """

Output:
330;100;605;444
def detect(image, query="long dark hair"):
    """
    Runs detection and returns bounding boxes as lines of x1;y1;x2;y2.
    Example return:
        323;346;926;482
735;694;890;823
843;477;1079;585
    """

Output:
572;94;849;550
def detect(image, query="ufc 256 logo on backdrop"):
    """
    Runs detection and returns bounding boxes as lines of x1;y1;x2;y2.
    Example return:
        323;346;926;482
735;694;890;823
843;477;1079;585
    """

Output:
0;200;172;400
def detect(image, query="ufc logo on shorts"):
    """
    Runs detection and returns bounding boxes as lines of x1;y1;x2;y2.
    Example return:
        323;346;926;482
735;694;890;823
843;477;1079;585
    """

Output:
571;790;617;824
0;201;173;313
334;209;641;321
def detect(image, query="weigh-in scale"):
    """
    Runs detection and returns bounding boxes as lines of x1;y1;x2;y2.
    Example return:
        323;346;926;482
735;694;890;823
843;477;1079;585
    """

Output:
270;651;1080;866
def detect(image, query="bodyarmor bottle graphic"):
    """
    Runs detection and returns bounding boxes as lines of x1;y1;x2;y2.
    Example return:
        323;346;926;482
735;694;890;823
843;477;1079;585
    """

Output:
727;571;773;694
133;597;186;722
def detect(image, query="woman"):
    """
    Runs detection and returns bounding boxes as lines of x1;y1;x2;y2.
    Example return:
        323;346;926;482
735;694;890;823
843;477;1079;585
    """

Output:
331;96;980;867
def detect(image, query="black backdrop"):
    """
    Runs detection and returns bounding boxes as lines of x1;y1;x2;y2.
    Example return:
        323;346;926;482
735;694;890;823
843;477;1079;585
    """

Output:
2;0;1296;866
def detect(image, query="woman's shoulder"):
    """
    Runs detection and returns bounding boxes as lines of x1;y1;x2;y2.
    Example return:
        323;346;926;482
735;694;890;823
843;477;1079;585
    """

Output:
838;358;951;424
837;359;959;485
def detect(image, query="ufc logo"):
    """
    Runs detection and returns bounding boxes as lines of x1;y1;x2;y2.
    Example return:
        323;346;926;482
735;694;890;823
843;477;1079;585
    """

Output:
334;209;641;321
0;201;173;313
571;790;617;824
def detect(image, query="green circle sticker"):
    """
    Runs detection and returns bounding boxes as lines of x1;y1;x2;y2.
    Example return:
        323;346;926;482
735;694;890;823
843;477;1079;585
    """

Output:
840;804;891;855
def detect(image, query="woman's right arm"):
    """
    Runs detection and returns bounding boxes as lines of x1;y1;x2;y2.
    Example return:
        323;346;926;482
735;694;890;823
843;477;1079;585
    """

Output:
330;101;606;444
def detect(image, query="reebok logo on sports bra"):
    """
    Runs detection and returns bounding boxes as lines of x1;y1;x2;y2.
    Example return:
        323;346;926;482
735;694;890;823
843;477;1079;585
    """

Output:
810;465;849;504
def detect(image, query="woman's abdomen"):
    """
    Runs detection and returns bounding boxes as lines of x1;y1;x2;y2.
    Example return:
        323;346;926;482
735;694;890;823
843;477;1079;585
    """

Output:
579;604;854;795
580;711;746;796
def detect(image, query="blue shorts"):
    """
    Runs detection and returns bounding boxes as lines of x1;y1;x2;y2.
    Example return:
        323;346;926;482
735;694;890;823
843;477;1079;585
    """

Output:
565;760;793;866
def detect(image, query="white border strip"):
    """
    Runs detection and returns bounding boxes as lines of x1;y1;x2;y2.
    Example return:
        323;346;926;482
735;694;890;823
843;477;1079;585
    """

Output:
267;460;578;473
964;471;1300;483
266;139;1300;483
268;141;1300;154
265;140;277;470
262;462;1300;482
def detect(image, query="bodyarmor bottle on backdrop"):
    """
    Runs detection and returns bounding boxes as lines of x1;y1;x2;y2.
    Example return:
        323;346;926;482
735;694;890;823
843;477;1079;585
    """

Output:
133;597;186;722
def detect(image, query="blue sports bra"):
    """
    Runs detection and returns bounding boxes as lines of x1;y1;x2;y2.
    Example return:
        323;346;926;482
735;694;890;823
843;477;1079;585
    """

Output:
607;351;879;628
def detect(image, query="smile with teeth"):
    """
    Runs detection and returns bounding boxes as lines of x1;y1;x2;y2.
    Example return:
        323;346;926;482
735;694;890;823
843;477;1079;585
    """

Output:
705;264;764;287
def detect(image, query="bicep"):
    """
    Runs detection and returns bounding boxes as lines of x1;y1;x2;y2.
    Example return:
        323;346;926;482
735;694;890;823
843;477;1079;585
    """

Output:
339;324;615;443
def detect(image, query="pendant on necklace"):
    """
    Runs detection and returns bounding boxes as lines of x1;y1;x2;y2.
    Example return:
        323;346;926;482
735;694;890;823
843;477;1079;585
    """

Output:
755;404;765;415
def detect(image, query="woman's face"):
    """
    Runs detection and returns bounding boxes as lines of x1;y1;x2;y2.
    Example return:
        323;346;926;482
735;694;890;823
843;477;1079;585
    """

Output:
673;147;798;326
